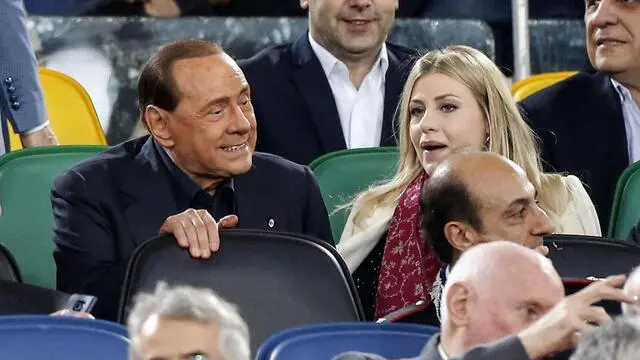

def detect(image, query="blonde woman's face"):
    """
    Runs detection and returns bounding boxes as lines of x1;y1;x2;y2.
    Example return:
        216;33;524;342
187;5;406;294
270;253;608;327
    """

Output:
408;73;486;175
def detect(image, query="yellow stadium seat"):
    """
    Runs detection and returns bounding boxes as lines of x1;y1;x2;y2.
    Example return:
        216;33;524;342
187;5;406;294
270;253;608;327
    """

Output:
8;68;106;151
512;71;578;101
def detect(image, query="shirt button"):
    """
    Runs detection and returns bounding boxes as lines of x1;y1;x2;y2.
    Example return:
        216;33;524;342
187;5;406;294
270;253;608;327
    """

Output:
6;85;15;93
268;219;275;228
3;77;12;85
9;95;17;102
11;101;20;110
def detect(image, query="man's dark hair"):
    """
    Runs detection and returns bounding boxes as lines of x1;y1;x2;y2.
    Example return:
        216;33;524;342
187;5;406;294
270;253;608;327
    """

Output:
420;172;484;264
137;40;223;127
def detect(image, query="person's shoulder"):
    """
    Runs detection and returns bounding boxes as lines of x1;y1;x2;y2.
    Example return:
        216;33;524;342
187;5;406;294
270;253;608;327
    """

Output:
520;70;605;107
386;41;418;60
238;42;295;71
53;137;146;188
251;151;309;175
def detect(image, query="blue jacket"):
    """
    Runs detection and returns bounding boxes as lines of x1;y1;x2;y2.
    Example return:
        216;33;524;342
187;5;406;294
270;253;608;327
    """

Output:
0;0;48;152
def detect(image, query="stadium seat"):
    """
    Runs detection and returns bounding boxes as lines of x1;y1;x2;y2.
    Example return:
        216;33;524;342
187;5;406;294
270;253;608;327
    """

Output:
256;322;438;360
529;20;589;74
309;148;399;242
0;145;106;288
0;315;128;359
119;229;363;353
512;71;577;101
609;161;640;240
544;234;640;278
0;243;20;282
8;68;106;151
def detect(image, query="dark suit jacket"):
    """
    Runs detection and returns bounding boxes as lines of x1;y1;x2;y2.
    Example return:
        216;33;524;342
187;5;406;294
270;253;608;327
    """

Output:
333;334;530;360
519;71;630;235
239;33;416;165
630;221;640;245
52;135;333;320
0;0;49;152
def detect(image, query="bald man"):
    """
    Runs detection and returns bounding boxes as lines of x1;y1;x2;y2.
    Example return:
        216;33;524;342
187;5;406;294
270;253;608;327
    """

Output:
386;151;554;325
335;241;637;360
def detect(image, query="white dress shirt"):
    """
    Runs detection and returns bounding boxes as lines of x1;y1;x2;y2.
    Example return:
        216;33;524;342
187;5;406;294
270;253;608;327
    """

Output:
308;33;389;149
611;79;640;164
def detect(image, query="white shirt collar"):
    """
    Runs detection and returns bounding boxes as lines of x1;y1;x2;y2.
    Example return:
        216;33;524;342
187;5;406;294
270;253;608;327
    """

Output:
307;32;389;79
612;78;632;103
437;342;449;359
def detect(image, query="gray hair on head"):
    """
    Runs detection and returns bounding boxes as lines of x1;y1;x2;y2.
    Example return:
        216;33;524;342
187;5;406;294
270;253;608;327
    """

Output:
570;315;640;360
127;282;250;360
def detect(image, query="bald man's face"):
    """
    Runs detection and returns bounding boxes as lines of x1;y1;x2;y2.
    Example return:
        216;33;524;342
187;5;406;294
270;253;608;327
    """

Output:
463;158;554;250
464;257;564;348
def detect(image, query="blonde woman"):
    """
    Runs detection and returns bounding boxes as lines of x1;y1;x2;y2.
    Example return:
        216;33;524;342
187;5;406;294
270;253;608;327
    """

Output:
338;45;600;321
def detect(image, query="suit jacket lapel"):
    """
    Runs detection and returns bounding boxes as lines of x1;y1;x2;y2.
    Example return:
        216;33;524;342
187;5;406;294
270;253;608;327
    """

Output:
289;34;346;154
120;137;179;251
381;47;408;146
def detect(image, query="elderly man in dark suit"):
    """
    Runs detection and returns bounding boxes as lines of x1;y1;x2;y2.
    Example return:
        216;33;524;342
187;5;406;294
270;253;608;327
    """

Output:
335;241;636;360
0;0;58;153
52;40;333;321
239;0;415;165
519;0;640;235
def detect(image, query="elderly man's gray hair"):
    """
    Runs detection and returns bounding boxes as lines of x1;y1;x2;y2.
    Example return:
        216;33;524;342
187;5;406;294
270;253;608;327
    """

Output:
570;315;640;360
127;282;250;360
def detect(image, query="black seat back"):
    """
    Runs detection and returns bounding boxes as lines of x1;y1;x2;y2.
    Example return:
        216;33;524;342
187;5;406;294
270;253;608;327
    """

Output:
119;229;363;352
0;280;72;315
545;235;640;279
0;243;21;282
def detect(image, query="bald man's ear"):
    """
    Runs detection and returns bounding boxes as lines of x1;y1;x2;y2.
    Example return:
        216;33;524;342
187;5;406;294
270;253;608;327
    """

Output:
444;221;479;253
445;283;472;326
144;105;175;149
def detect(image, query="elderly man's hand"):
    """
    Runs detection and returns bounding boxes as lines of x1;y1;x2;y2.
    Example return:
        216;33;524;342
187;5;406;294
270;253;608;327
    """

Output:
518;274;638;359
50;309;95;319
160;209;238;259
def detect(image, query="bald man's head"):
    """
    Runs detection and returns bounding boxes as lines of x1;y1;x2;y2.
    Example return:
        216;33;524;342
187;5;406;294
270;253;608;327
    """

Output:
421;151;554;265
440;241;564;357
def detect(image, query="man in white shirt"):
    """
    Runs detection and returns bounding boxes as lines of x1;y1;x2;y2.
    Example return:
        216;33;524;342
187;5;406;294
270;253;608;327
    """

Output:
335;241;637;360
239;0;416;165
519;0;640;235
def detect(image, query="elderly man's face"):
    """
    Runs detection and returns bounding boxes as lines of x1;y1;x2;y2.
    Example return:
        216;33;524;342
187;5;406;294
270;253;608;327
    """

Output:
465;160;554;251
135;314;224;360
465;257;565;346
585;0;640;76
302;0;398;58
157;54;257;186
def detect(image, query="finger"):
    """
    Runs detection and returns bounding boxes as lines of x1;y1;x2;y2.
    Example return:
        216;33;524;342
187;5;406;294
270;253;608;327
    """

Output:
218;214;239;228
50;309;70;316
200;211;220;252
535;245;549;256
161;217;189;248
180;212;201;257
578;275;633;304
581;306;611;325
193;211;211;258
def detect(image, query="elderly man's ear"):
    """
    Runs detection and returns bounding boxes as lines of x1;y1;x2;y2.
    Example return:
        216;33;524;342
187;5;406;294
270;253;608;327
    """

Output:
444;221;480;254
444;283;473;326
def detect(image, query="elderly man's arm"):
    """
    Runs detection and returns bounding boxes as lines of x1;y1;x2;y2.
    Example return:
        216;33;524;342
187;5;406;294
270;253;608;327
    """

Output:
52;169;127;321
0;0;58;149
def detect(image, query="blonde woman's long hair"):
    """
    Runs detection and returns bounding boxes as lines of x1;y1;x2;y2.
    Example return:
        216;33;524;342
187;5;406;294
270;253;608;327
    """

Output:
349;45;569;230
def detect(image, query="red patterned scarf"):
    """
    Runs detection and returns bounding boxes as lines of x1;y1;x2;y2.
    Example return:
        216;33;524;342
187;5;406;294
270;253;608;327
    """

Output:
374;171;443;319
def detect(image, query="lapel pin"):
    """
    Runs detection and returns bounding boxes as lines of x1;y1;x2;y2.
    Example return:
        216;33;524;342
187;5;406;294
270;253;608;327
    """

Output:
268;219;275;228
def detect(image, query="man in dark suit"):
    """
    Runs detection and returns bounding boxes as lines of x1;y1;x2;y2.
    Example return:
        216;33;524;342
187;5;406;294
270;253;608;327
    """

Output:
239;0;415;165
518;0;640;235
334;242;636;360
0;0;58;153
52;40;333;321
